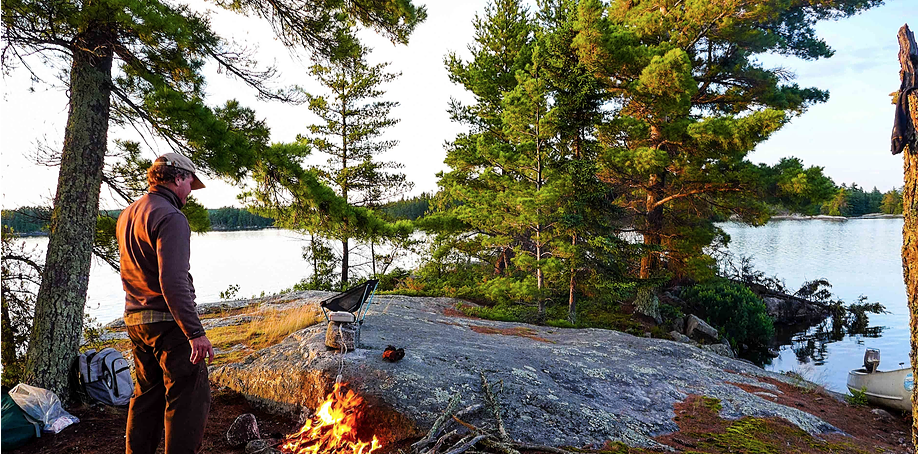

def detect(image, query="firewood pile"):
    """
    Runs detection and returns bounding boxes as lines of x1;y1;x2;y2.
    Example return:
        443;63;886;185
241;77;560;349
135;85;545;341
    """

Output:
404;373;573;454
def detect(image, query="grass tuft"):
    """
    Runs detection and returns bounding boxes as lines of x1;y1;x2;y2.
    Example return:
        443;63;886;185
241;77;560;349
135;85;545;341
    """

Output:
208;304;324;365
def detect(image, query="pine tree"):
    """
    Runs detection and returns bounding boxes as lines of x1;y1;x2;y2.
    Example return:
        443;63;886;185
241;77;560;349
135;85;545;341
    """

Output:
762;157;837;215
501;44;559;313
2;0;425;397
535;0;619;321
439;0;552;307
436;0;638;320
573;0;881;279
296;47;413;288
881;189;903;215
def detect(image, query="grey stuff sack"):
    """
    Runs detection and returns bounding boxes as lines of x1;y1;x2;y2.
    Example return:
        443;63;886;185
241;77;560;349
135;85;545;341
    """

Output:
78;348;133;406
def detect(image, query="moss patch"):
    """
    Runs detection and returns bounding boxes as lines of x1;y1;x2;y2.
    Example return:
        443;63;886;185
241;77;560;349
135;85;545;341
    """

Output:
653;394;905;454
467;325;554;343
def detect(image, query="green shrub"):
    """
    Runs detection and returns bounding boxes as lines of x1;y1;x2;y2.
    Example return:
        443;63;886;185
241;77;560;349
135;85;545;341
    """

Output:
375;267;411;291
679;280;774;350
459;302;541;323
846;387;868;406
659;302;683;322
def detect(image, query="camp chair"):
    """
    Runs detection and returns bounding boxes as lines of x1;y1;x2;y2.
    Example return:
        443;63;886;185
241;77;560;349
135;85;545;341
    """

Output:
320;279;379;325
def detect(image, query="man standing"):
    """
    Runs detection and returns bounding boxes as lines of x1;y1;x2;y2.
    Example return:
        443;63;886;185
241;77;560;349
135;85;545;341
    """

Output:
117;153;214;454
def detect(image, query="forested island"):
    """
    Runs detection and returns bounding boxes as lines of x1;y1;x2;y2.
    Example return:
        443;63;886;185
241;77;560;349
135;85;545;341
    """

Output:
1;194;432;235
0;181;901;236
1;206;273;234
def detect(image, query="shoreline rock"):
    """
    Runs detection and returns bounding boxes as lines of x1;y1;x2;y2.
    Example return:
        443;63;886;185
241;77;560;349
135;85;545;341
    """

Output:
209;293;844;449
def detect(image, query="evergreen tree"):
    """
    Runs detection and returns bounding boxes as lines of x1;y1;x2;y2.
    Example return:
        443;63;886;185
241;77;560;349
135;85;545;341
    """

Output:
762;157;837;215
1;226;42;387
535;0;624;321
438;0;551;307
500;42;559;313
434;0;648;321
573;0;881;279
296;47;413;288
822;187;850;216
881;188;904;215
300;234;338;290
868;187;884;214
2;0;425;397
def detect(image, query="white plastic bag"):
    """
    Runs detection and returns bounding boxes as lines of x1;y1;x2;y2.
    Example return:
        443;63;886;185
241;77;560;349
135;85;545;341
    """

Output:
9;383;79;434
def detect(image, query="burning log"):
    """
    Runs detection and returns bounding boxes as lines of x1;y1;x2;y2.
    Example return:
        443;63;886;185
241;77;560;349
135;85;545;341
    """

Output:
280;383;380;454
269;372;571;454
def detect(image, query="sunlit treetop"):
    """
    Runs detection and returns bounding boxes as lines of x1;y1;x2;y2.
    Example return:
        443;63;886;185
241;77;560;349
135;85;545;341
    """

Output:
1;0;426;187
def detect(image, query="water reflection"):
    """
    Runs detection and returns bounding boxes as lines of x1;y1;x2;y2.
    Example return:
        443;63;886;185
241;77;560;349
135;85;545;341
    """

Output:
786;321;884;366
721;218;909;392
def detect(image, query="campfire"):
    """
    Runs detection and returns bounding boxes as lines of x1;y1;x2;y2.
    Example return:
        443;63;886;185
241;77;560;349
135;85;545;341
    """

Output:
281;383;381;454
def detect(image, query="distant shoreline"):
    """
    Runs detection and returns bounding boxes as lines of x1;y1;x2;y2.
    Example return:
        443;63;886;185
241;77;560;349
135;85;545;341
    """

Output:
9;214;906;237
769;213;903;221
8;226;277;237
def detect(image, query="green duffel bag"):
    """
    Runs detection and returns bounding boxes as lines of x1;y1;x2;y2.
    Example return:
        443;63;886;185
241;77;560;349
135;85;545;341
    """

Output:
2;390;41;450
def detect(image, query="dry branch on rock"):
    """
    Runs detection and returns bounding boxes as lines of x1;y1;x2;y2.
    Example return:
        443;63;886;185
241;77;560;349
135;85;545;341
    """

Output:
404;372;573;454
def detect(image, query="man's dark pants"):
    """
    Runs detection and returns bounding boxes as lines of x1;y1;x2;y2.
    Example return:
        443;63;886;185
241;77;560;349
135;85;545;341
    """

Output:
126;322;211;454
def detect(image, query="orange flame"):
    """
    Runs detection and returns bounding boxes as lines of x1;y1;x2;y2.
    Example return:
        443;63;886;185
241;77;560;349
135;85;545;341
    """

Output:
280;383;381;454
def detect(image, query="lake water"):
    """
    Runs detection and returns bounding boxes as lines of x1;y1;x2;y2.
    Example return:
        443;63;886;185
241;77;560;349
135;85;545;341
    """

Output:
17;220;912;393
21;229;316;324
721;219;911;393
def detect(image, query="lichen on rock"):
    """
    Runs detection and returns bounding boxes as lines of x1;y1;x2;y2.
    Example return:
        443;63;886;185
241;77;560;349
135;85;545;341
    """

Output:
209;293;843;449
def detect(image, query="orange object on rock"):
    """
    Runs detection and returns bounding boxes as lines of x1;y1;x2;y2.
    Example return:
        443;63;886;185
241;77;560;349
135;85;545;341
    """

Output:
382;346;404;362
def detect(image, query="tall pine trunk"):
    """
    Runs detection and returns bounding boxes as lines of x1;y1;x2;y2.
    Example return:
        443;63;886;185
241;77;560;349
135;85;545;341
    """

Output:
341;237;349;289
534;93;545;315
903;92;918;447
24;19;114;398
568;235;577;324
895;24;918;448
640;173;664;279
640;124;668;280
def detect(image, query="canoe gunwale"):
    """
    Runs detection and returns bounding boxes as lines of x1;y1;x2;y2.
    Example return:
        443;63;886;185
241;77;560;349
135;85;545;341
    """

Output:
846;367;913;412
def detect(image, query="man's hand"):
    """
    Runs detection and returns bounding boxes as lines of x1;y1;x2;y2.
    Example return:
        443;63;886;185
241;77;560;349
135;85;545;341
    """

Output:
189;335;214;365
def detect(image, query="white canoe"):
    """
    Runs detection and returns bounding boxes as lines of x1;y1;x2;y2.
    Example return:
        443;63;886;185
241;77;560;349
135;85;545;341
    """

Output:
847;367;914;412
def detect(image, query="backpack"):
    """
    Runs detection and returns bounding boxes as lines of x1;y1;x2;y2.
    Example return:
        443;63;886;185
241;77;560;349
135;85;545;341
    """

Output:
78;348;134;406
1;390;41;449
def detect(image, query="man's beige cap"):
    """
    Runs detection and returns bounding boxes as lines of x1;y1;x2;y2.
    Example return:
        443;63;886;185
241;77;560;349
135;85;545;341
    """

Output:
155;152;205;190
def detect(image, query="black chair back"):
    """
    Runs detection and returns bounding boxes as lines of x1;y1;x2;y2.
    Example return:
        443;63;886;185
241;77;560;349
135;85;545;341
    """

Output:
320;280;379;322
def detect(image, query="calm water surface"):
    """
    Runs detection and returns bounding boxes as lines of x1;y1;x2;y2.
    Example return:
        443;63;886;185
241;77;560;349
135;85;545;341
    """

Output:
721;219;911;392
20;220;911;393
22;229;313;324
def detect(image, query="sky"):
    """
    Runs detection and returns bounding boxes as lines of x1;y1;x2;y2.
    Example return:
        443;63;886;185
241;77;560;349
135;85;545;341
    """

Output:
1;0;916;210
